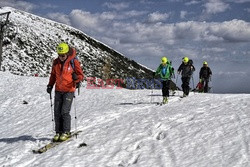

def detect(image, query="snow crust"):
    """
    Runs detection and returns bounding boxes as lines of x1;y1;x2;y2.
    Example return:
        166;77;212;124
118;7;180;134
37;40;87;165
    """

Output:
0;71;250;167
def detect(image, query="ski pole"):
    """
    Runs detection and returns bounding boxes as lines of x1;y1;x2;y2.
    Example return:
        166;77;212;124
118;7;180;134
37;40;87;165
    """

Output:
78;82;81;95
150;87;154;104
73;93;78;138
209;76;213;93
175;74;178;85
191;75;195;94
49;93;54;132
172;73;176;96
176;74;179;96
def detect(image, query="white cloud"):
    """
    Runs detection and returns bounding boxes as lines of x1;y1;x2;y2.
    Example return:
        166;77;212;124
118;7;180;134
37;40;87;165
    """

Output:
245;8;250;13
123;10;147;18
50;8;250;65
202;47;226;52
208;19;250;42
69;10;105;33
103;2;129;10
178;48;199;59
139;0;154;5
147;12;170;23
0;0;36;12
40;4;58;10
46;12;71;25
172;20;250;43
185;0;201;5
203;0;230;15
180;11;187;19
228;0;250;3
217;71;247;77
99;12;116;20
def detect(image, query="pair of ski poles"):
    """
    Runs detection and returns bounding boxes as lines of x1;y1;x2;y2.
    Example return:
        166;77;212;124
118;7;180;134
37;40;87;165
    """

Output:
49;84;81;136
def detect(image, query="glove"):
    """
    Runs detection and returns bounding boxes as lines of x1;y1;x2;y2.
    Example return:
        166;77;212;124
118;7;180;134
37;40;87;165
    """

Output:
47;85;53;94
72;72;78;81
171;73;175;79
76;82;81;88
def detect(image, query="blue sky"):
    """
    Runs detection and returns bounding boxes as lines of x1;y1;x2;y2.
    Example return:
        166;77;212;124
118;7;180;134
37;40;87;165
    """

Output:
1;0;250;93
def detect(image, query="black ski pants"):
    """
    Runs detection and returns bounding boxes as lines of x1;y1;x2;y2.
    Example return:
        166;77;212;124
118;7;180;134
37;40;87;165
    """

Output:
161;80;170;97
202;78;209;93
181;77;191;95
54;91;74;133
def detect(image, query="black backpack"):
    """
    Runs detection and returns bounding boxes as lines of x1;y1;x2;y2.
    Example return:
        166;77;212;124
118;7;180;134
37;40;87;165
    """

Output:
188;59;193;65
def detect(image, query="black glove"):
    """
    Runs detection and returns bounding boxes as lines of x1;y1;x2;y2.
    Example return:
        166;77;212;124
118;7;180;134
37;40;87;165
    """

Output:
72;72;78;81
47;85;53;94
76;82;81;88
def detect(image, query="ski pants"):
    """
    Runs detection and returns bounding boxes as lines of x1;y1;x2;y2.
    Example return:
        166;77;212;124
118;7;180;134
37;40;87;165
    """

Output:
202;78;209;93
181;77;191;95
54;91;74;133
161;80;170;97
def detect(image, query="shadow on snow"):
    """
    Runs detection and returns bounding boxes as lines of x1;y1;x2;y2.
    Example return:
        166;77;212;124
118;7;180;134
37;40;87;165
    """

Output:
0;135;50;143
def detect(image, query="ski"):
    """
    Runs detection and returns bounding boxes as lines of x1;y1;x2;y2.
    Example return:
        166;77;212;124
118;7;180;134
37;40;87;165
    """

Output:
32;130;82;154
156;102;163;106
180;95;188;98
156;102;168;106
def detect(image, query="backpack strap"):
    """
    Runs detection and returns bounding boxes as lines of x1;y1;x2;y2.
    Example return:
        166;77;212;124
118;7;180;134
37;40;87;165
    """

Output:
70;56;78;71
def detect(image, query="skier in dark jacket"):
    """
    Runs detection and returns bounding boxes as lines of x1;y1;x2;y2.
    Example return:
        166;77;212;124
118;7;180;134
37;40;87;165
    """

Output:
177;57;195;97
199;61;212;93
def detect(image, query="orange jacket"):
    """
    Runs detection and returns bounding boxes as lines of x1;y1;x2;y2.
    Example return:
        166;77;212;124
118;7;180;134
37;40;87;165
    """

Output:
48;48;84;92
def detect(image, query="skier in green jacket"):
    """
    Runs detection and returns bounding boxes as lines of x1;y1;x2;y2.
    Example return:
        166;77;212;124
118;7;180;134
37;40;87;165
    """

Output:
155;57;174;104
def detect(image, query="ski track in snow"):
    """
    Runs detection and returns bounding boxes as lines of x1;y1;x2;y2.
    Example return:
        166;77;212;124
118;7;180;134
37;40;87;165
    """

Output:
0;72;250;167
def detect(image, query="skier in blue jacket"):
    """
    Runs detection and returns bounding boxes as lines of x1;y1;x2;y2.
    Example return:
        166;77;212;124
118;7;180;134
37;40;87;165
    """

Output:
155;57;174;104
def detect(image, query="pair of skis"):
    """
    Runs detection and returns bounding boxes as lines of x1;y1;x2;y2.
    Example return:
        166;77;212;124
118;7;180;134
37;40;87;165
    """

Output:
32;131;87;154
155;95;188;105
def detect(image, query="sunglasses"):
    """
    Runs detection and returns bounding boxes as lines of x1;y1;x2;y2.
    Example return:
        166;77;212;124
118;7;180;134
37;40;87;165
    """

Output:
58;54;67;57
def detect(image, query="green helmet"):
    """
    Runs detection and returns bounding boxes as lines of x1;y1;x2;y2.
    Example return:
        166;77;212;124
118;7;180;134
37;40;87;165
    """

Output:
161;57;168;64
57;43;69;54
183;57;189;63
203;61;208;65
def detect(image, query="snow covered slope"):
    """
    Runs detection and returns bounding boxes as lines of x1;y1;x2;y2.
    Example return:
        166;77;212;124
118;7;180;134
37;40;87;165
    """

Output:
0;7;153;80
1;72;250;167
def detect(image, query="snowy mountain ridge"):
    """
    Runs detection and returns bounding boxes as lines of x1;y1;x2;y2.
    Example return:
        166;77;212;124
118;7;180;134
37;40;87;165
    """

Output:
0;6;153;81
1;71;250;167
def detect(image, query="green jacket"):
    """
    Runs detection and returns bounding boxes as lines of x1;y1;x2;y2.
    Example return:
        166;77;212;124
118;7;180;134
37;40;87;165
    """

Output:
156;63;173;80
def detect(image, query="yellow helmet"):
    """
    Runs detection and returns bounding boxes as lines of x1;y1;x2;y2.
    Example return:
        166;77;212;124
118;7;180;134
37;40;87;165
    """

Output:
203;61;208;65
57;43;69;54
161;57;168;64
183;57;189;63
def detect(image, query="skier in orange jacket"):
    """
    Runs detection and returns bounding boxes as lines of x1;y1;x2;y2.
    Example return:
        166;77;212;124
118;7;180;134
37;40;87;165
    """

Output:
47;42;84;142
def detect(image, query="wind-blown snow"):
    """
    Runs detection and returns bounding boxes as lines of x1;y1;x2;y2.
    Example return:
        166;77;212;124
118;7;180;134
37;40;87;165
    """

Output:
0;72;250;167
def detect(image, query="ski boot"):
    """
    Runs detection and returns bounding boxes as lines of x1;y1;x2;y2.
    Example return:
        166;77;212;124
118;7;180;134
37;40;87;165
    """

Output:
53;133;60;142
182;93;188;98
59;132;71;141
162;97;168;104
